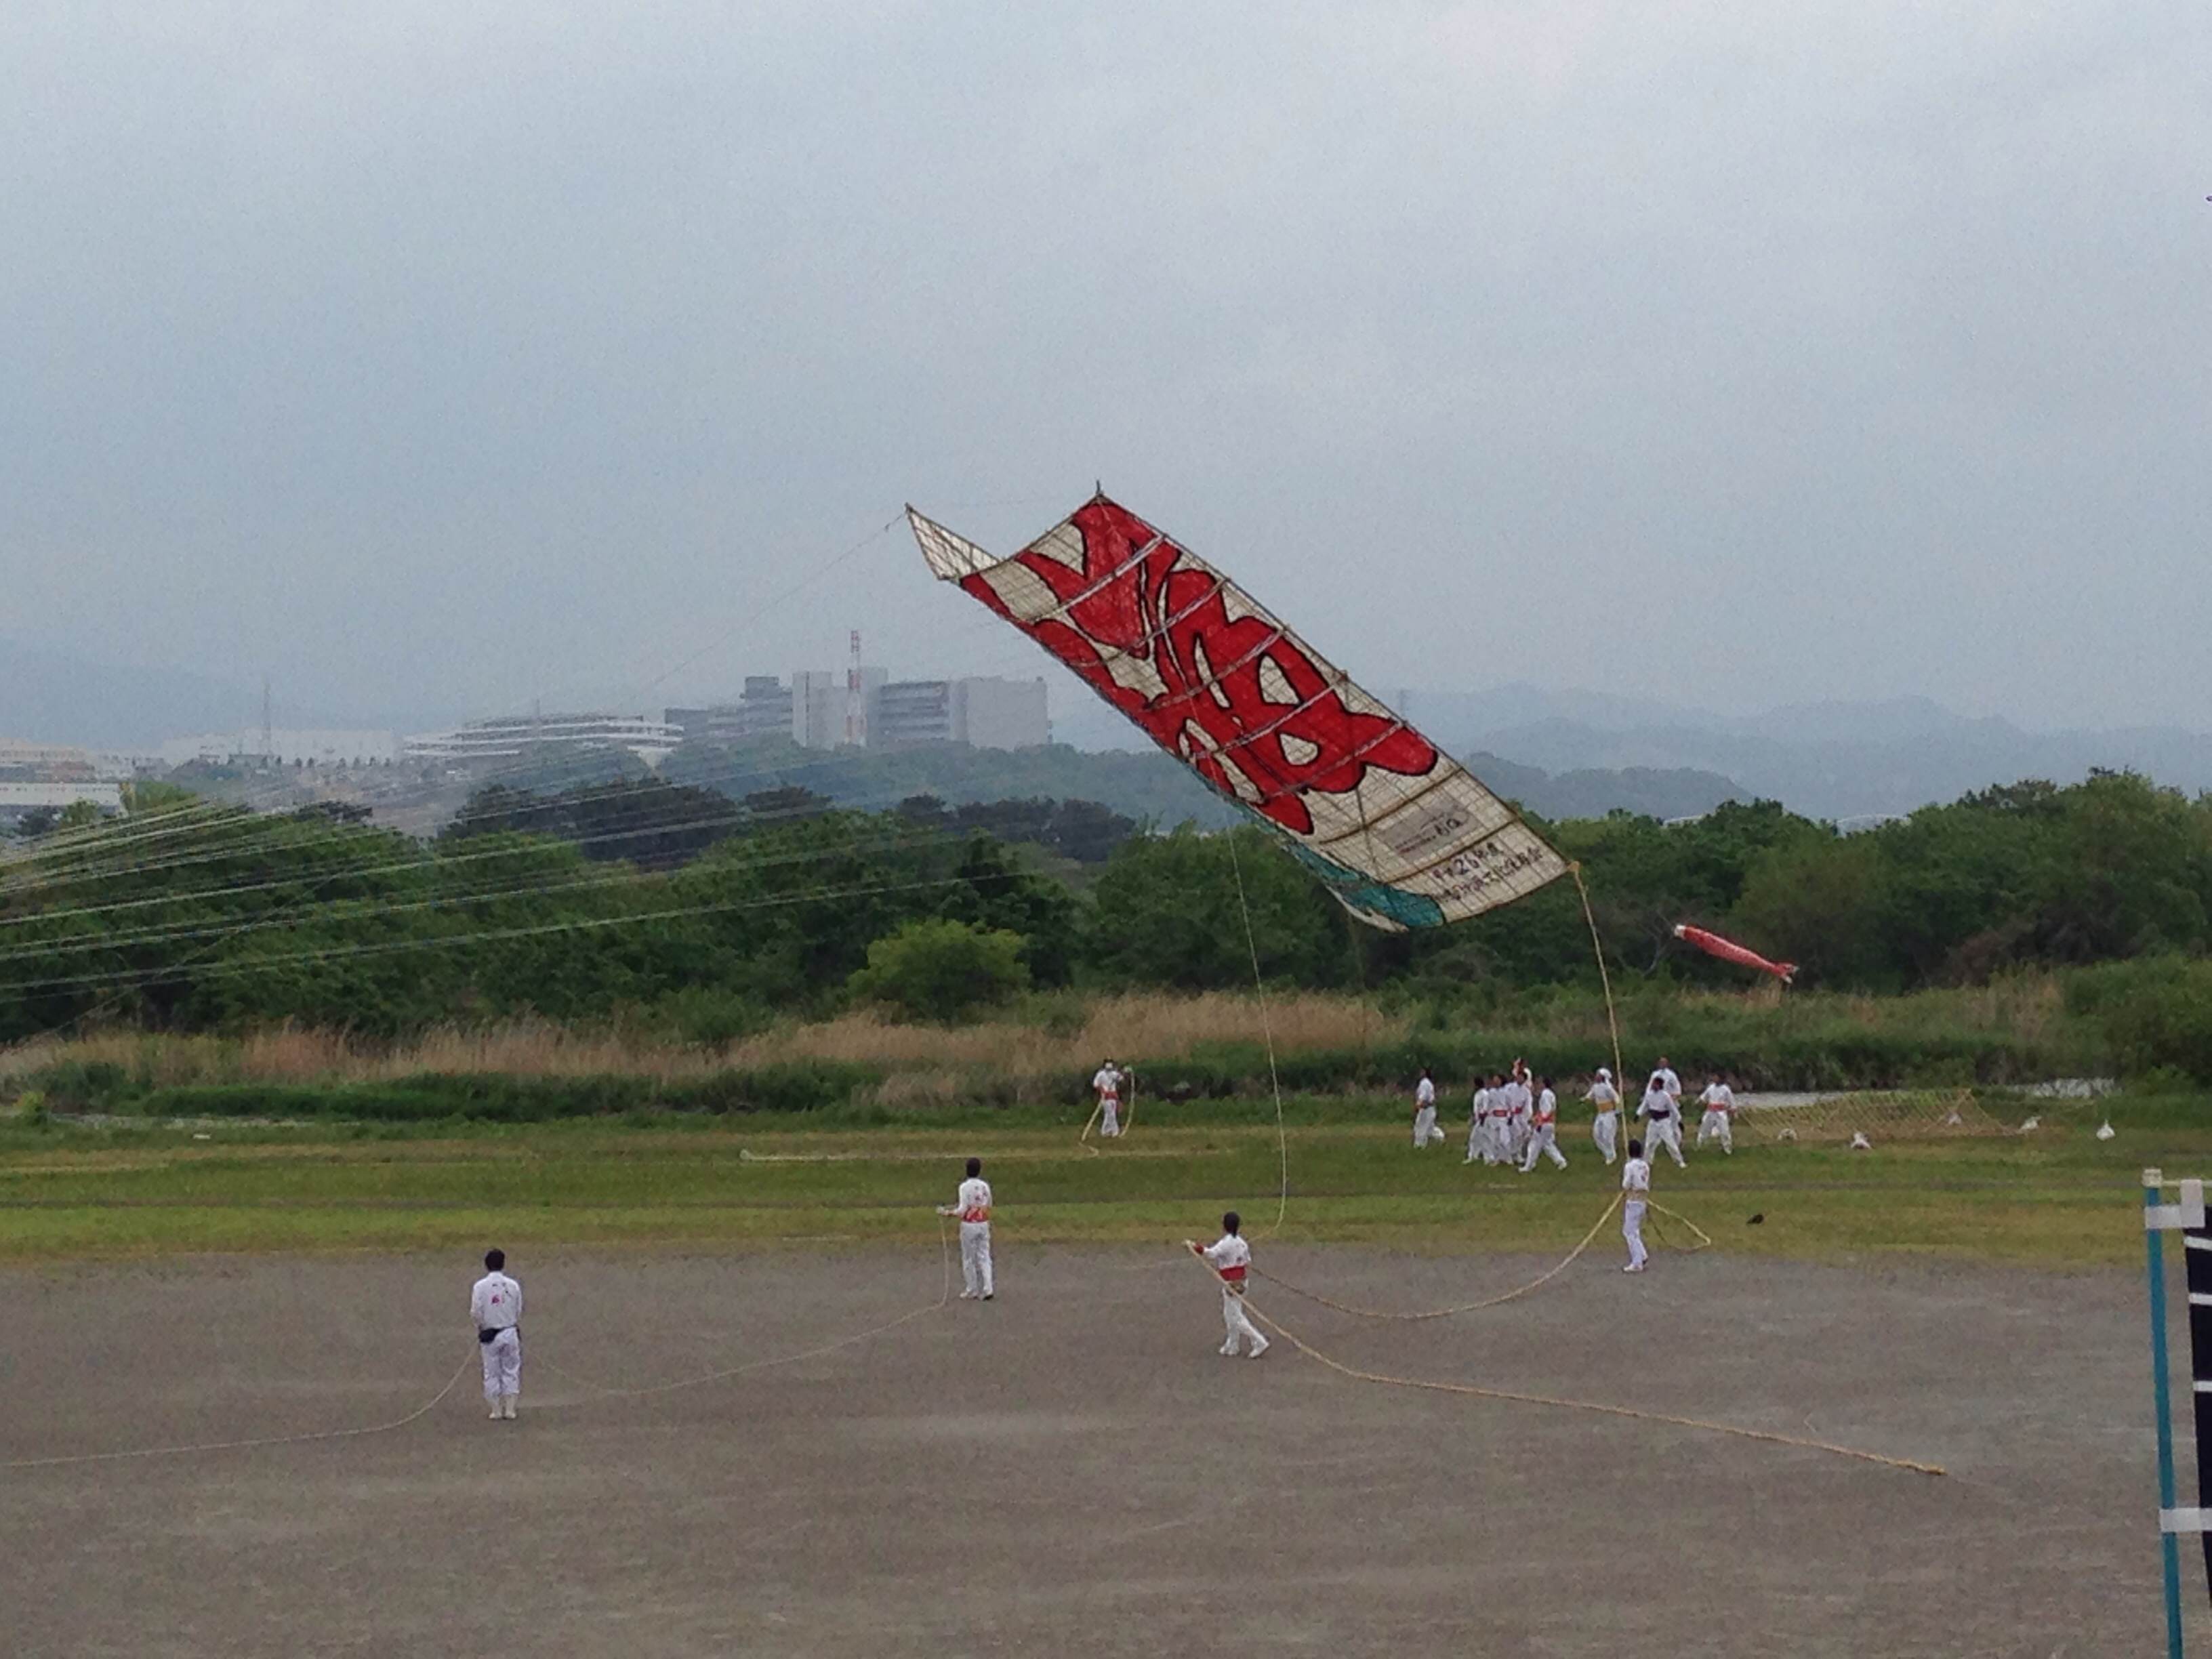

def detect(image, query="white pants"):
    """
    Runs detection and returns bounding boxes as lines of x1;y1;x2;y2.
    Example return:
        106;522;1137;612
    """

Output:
1465;1117;1486;1161
960;1222;994;1298
1697;1109;1733;1153
480;1326;521;1403
1623;1200;1648;1269
1520;1124;1566;1171
1593;1110;1618;1164
1099;1100;1120;1136
1220;1285;1267;1355
1646;1115;1685;1166
1413;1107;1444;1147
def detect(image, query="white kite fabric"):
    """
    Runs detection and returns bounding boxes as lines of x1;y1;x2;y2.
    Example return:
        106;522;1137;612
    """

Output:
907;494;1568;930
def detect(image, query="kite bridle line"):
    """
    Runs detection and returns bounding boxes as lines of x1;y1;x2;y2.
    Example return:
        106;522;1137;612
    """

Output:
1570;863;1629;1109
1225;829;1292;1237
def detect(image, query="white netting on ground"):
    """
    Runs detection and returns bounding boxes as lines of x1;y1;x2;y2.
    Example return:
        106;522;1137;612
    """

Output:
1746;1088;2008;1145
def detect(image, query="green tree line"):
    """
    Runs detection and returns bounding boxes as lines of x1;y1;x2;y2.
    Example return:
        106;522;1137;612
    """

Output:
3;770;2210;1055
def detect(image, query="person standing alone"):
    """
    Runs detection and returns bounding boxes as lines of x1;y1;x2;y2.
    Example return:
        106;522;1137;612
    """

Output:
471;1248;523;1421
1092;1059;1126;1138
1620;1142;1652;1273
1187;1211;1268;1358
939;1157;995;1300
1696;1073;1736;1155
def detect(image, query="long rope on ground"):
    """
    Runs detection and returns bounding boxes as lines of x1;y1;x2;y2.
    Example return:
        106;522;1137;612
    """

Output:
1252;1193;1623;1319
0;1351;477;1471
1185;1254;1945;1478
1643;1200;1714;1252
533;1216;951;1401
1225;831;1290;1235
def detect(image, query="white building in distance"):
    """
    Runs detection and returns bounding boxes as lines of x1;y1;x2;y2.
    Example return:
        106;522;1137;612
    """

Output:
791;668;886;749
402;714;678;769
159;729;400;769
870;676;1048;750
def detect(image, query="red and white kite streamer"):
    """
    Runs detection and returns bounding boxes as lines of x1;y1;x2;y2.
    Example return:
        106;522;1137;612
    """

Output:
1673;924;1797;984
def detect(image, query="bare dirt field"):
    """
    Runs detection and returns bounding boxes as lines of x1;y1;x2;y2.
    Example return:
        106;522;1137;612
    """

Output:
0;1242;2177;1657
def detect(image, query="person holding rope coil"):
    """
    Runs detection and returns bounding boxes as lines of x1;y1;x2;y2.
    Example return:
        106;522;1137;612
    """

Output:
1187;1212;1268;1359
1091;1059;1126;1138
470;1248;523;1421
937;1158;995;1300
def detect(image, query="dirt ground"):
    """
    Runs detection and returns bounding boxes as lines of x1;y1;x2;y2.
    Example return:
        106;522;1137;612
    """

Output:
0;1240;2181;1658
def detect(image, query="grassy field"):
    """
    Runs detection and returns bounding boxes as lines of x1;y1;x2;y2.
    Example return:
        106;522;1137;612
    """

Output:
0;1091;2194;1267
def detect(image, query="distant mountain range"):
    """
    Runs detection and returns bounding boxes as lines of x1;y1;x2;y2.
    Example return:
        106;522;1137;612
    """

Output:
0;638;458;752
1057;682;2212;821
1406;688;2212;821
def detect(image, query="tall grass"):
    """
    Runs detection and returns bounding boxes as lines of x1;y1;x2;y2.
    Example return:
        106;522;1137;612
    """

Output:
0;992;1406;1095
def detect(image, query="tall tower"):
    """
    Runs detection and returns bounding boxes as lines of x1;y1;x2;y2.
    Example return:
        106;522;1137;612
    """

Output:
261;675;274;760
846;630;863;747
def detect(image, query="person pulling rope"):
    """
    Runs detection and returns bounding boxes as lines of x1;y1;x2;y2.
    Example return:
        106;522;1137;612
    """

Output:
1182;1237;1944;1477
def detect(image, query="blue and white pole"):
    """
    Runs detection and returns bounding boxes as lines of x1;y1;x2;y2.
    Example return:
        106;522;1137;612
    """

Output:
2145;1166;2198;1658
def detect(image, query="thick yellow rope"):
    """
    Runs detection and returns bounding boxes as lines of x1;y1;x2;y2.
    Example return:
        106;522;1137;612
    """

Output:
1570;863;1627;1097
1226;831;1290;1235
1252;1193;1624;1319
3;1351;478;1471
1187;1252;1944;1477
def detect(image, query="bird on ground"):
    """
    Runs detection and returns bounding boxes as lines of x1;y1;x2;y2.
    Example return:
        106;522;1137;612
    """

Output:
2095;1120;2116;1141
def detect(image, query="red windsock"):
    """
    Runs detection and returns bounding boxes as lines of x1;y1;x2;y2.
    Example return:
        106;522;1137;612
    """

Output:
1673;924;1797;984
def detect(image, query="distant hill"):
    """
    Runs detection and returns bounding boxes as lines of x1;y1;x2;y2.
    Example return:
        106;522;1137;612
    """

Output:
659;739;1742;827
1402;687;2212;821
0;638;459;752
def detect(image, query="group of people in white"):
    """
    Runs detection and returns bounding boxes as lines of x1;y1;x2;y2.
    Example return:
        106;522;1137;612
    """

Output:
1414;1056;1738;1173
1410;1057;1741;1271
459;1057;1742;1405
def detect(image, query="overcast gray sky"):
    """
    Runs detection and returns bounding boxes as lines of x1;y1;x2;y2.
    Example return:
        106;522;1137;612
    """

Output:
5;1;2208;735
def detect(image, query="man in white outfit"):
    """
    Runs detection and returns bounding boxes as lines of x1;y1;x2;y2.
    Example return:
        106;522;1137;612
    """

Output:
937;1157;995;1300
1092;1059;1125;1137
1655;1057;1683;1111
1412;1069;1446;1148
1187;1210;1267;1358
470;1248;523;1421
1621;1142;1652;1272
1587;1069;1622;1164
1696;1073;1736;1155
1519;1076;1568;1172
1486;1072;1515;1165
1465;1076;1494;1164
1638;1072;1687;1168
1504;1065;1534;1164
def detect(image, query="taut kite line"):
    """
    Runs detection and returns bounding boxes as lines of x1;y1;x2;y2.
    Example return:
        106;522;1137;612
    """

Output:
906;493;1567;930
